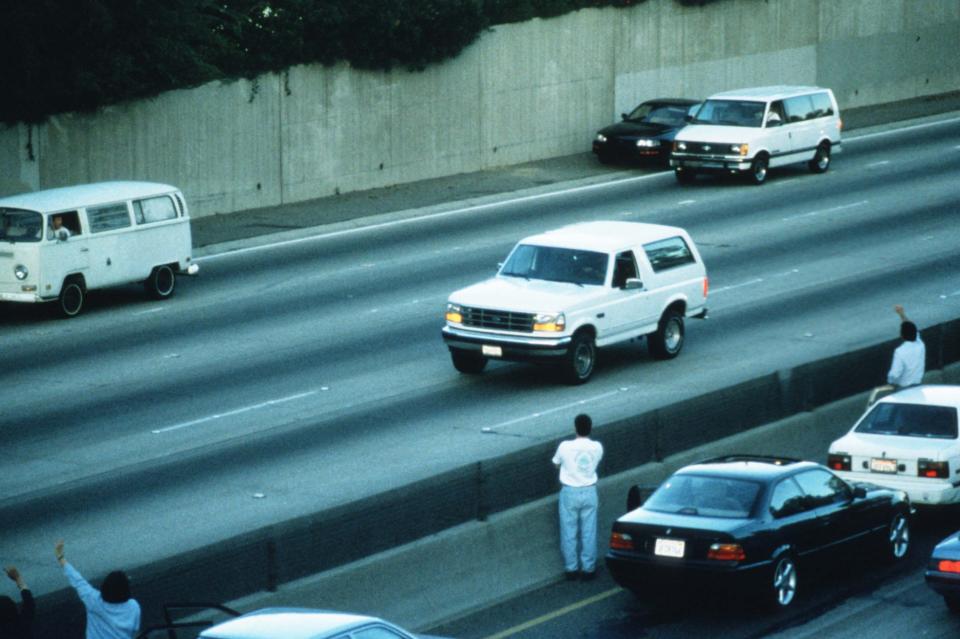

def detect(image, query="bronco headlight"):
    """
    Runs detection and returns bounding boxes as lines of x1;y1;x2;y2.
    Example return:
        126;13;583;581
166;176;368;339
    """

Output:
445;303;463;324
635;139;658;148
14;264;29;280
533;312;565;332
595;133;607;143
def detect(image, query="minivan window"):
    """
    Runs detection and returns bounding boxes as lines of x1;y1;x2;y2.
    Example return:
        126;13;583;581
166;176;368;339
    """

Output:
809;92;834;118
693;99;765;127
855;402;958;439
644;236;695;273
784;95;815;123
0;209;42;242
134;196;178;224
87;203;131;233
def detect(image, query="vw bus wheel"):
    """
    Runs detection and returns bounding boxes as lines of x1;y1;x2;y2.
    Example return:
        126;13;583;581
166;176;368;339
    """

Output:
146;265;176;300
58;279;85;318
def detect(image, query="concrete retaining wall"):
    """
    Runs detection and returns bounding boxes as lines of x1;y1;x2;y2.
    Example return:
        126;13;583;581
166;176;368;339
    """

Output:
2;0;958;218
30;318;960;638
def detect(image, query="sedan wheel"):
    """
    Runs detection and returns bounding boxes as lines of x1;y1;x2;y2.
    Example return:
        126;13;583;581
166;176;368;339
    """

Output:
770;555;798;608
885;513;910;560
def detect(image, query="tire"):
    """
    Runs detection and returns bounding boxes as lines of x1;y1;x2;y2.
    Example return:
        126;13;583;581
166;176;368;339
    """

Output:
880;512;910;562
145;264;176;300
748;154;769;185
450;348;487;374
562;332;596;384
767;554;798;609
675;167;696;184
648;310;684;360
597;152;614;165
945;595;960;614
808;142;831;173
57;278;85;318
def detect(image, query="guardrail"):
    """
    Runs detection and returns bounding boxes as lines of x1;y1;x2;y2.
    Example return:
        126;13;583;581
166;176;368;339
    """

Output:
32;318;960;638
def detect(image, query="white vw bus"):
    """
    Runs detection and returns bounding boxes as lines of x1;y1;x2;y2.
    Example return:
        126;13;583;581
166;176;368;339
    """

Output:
0;181;198;317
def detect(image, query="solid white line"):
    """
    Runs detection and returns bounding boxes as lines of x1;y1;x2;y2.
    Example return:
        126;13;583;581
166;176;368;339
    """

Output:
482;390;623;432
134;307;166;315
782;199;869;221
678;199;696;205
710;278;764;294
152;390;318;434
194;114;960;262
481;587;623;639
866;160;890;168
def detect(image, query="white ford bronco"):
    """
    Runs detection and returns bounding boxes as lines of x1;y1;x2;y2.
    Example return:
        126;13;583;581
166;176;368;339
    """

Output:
441;221;708;384
671;85;842;185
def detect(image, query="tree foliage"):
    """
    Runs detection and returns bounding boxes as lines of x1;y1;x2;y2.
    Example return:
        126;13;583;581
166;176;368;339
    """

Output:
1;0;720;125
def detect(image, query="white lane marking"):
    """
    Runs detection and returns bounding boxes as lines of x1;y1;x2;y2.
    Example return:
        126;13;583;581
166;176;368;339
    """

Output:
710;278;764;294
782;200;869;221
134;307;166;315
481;390;623;432
193;114;960;263
866;160;890;168
678;199;696;205
948;289;960;298
152;390;319;434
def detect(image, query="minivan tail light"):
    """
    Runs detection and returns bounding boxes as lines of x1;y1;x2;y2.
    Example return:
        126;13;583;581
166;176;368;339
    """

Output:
918;459;949;479
609;532;634;550
828;453;851;472
707;543;745;561
703;276;709;298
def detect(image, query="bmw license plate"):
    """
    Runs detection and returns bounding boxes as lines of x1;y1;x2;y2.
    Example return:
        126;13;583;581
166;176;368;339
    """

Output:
654;538;685;558
870;458;898;474
482;344;503;357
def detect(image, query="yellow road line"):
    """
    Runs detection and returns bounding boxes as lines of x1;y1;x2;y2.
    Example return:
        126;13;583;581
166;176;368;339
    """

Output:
481;586;624;639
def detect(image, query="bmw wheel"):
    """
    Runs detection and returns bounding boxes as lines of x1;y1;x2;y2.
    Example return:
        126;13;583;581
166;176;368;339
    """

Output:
882;512;910;561
769;554;798;608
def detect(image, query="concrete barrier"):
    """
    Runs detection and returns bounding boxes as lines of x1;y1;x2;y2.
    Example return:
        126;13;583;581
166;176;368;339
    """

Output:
29;319;960;637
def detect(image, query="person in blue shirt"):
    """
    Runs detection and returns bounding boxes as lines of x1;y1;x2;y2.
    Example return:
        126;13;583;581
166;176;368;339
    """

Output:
55;541;140;639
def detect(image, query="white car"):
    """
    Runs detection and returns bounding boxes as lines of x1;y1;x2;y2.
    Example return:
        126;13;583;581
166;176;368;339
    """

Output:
441;221;708;384
828;385;960;506
671;85;842;185
198;608;447;639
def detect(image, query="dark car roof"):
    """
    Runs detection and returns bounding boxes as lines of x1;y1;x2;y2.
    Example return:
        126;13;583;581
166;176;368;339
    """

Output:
642;97;700;106
676;455;822;482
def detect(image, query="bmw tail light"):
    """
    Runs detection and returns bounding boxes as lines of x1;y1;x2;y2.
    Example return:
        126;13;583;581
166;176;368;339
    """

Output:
609;532;634;550
828;453;851;472
939;560;960;573
707;543;745;561
918;459;949;479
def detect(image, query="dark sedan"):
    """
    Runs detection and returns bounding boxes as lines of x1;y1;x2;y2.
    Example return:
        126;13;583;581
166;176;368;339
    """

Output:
925;530;960;613
592;98;699;165
605;455;912;609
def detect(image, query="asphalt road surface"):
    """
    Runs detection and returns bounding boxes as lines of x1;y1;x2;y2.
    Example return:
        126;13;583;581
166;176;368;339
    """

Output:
3;114;960;635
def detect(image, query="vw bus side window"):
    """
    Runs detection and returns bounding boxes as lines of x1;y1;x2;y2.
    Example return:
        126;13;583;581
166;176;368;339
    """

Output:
0;208;43;242
133;196;178;224
87;203;131;233
47;210;82;240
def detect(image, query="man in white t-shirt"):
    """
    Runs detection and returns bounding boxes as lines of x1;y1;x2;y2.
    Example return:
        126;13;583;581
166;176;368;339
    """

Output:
887;304;925;388
552;413;604;581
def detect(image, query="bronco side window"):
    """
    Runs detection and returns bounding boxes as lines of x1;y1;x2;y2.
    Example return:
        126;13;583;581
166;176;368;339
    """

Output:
612;251;638;288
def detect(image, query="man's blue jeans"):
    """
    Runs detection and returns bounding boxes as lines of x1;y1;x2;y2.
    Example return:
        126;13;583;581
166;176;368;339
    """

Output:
559;484;599;572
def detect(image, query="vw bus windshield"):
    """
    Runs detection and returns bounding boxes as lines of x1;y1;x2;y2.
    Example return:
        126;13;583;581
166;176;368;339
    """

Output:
0;208;43;243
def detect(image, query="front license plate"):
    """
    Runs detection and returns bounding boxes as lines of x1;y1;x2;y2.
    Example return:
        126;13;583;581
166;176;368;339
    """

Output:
654;538;685;558
482;344;503;357
870;458;898;474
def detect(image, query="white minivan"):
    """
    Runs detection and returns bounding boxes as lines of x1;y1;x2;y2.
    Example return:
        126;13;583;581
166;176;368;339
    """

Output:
0;181;198;317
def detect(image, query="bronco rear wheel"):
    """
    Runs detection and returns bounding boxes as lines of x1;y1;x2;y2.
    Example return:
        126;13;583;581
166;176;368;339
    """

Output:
648;310;684;360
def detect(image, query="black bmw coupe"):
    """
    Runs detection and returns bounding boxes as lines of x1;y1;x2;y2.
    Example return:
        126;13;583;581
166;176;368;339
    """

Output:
606;455;912;609
592;98;700;165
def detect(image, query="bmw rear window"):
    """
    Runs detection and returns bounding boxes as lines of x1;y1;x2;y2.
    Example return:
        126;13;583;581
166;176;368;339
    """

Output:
855;403;958;439
644;474;761;519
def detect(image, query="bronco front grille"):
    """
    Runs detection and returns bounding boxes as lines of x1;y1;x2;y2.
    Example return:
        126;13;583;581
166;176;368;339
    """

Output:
461;307;534;332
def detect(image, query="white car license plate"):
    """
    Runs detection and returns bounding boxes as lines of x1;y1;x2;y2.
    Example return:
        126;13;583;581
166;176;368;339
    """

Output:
870;458;898;474
654;538;685;558
482;344;503;357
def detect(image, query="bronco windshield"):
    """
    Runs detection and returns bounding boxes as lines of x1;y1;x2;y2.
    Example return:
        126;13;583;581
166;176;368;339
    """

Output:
692;99;766;128
0;208;43;243
500;244;607;286
644;474;761;519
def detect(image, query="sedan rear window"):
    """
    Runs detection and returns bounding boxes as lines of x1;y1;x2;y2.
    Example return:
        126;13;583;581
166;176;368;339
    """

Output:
644;474;760;519
855;403;958;439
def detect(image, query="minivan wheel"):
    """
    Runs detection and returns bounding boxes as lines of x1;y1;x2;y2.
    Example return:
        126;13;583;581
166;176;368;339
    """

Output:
748;154;769;185
450;348;487;374
808;142;831;173
882;512;910;561
768;554;798;608
648;310;684;360
563;332;596;384
146;265;176;299
58;279;85;318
